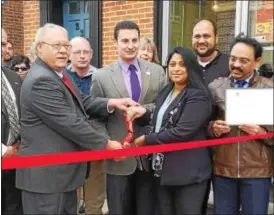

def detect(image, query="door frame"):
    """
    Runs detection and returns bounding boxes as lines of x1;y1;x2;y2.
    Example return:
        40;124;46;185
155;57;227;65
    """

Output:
40;0;102;68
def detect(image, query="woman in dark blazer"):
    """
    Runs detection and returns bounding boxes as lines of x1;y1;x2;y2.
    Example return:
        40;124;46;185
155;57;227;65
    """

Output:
127;47;212;215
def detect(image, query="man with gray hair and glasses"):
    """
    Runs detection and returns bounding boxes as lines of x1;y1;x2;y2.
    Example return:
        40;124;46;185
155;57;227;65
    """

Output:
16;23;138;214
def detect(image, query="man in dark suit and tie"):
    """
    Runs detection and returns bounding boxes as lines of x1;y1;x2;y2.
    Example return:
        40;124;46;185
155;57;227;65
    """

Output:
1;28;23;215
15;23;137;214
92;20;166;215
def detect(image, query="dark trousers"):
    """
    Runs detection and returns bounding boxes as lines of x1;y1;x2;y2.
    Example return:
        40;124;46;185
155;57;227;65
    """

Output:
155;178;207;215
107;169;156;215
201;179;212;214
214;175;271;215
22;189;77;214
1;170;23;215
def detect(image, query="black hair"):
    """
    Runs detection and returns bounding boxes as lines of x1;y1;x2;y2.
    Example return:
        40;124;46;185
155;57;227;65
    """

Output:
8;54;31;71
166;47;212;106
193;18;217;36
258;63;273;79
114;20;140;41
230;34;263;59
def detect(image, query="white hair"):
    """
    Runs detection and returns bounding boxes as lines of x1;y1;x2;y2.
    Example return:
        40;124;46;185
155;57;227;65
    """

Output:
29;42;37;62
34;23;68;55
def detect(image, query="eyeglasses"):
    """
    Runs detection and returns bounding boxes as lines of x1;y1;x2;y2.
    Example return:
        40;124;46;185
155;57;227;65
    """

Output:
229;56;252;66
72;50;92;56
14;66;28;72
41;42;71;51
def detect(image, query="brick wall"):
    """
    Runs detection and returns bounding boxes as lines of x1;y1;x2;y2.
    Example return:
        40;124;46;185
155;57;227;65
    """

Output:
2;0;24;54
22;0;40;57
2;0;155;64
1;0;40;57
102;0;154;65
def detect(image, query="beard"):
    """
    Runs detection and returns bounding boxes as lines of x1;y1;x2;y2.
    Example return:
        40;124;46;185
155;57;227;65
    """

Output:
194;44;216;58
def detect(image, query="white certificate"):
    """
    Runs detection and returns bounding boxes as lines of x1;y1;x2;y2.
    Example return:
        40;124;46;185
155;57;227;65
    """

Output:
225;88;273;125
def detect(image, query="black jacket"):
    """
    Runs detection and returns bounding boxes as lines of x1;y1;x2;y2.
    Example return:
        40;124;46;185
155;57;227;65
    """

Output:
138;83;212;186
1;66;22;145
200;51;230;86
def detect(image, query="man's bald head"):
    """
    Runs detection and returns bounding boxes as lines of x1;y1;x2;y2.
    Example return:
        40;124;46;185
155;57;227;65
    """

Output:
2;28;8;59
69;37;93;71
70;37;92;51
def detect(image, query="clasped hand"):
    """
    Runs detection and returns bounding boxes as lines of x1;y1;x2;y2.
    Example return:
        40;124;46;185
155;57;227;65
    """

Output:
212;120;266;137
106;104;147;161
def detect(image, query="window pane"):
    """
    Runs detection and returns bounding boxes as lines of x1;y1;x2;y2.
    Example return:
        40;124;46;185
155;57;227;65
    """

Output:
248;1;273;44
169;1;236;54
69;2;80;14
248;1;273;72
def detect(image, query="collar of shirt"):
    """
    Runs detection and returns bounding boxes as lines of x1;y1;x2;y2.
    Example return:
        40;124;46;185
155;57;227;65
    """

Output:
199;50;222;69
66;64;97;78
233;72;254;85
55;70;63;79
118;58;141;75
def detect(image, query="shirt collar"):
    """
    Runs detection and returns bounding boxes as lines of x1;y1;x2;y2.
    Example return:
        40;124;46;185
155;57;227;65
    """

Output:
232;72;254;84
55;70;63;79
66;64;96;78
118;58;139;74
198;50;222;68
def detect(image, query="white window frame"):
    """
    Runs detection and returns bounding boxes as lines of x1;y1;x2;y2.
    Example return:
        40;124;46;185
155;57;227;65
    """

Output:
161;0;170;64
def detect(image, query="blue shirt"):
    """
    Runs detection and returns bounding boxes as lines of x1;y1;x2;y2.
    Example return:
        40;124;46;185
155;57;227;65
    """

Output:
155;90;174;132
66;65;97;95
233;73;254;88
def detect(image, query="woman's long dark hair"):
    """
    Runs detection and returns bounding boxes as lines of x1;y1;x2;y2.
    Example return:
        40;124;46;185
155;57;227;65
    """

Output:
166;47;212;110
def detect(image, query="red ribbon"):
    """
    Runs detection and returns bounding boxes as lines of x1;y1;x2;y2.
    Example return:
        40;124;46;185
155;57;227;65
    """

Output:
120;113;133;145
2;133;273;170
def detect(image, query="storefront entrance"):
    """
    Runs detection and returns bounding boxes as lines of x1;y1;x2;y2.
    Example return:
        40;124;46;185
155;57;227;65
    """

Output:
63;0;90;40
40;0;102;67
161;0;273;70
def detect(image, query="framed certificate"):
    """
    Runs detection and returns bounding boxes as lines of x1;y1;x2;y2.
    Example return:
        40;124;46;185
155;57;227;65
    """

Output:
225;88;273;125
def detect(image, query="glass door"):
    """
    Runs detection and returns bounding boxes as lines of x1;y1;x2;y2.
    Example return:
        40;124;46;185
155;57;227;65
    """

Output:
162;0;238;64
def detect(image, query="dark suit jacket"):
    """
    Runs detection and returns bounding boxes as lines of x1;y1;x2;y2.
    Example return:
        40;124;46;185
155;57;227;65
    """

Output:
16;58;110;193
1;67;21;177
1;66;22;145
138;83;212;186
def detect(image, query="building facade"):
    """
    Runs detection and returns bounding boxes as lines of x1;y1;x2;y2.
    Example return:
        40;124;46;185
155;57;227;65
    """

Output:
2;0;273;68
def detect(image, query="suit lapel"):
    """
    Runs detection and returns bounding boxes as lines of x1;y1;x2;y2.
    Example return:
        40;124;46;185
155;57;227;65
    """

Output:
35;58;86;114
110;61;130;98
152;83;173;124
2;68;21;114
138;59;150;103
61;71;87;114
1;96;8;119
163;89;186;121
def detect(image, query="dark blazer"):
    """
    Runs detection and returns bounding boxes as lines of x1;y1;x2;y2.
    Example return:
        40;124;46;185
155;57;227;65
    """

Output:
1;66;22;145
139;83;212;186
16;58;110;194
